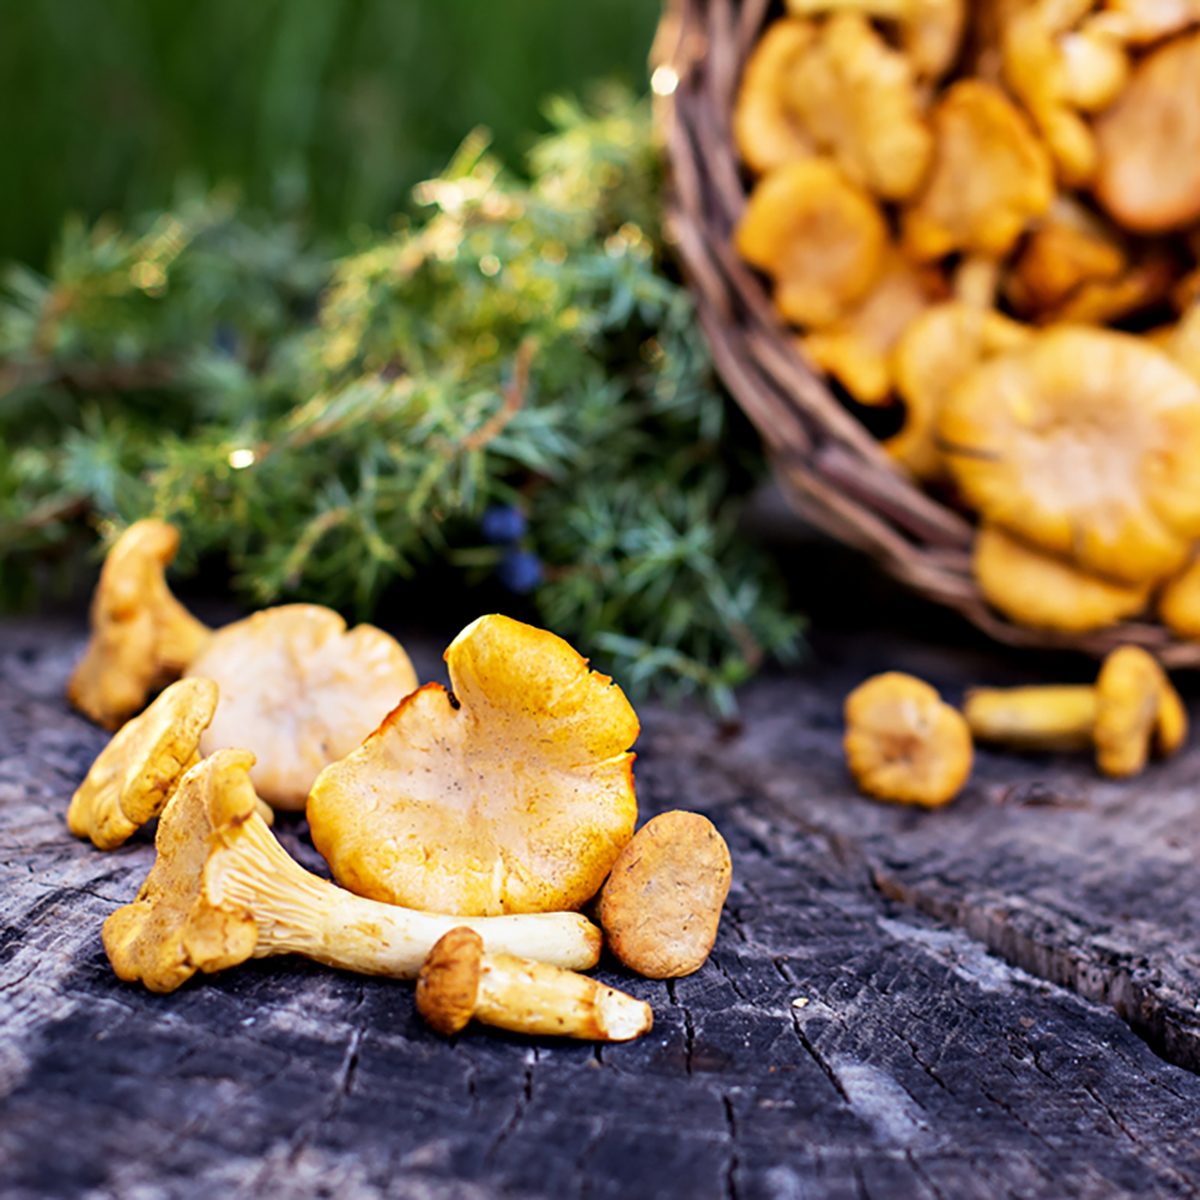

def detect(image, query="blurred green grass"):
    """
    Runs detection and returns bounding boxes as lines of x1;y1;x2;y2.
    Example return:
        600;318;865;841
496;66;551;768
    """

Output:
0;0;658;268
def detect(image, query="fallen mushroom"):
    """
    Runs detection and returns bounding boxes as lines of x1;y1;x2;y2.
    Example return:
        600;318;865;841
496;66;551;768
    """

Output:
68;519;211;730
843;672;973;807
964;645;1186;776
785;0;966;79
789;12;934;201
939;327;1200;585
308;614;639;917
734;158;887;328
416;928;653;1043
733;18;816;174
902;79;1054;262
184;603;417;811
67;677;217;851
799;250;946;405
886;302;1030;481
102;749;602;994
597;811;732;980
1094;32;1200;232
973;524;1152;633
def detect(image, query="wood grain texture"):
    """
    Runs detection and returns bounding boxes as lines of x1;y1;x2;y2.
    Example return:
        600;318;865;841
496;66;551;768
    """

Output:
3;618;1200;1199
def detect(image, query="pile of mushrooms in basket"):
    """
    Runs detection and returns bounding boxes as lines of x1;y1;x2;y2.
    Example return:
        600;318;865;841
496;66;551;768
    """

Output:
65;520;733;1044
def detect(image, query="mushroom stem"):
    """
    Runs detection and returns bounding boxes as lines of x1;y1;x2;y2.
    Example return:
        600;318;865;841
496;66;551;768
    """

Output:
417;928;653;1042
964;685;1097;751
205;815;602;977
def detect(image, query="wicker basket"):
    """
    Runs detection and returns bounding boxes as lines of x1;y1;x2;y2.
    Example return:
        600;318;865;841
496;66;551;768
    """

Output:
652;0;1200;667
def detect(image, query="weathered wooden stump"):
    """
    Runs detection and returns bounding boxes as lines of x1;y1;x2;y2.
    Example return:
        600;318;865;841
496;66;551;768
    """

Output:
3;616;1200;1198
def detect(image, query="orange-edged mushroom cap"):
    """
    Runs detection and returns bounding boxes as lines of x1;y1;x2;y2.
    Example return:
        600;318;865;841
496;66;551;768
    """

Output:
886;302;1031;481
940;327;1200;585
733;18;817;174
185;604;417;811
973;524;1151;632
800;250;946;405
1094;32;1200;232
735;158;887;328
789;12;934;200
843;672;973;808
902;80;1054;261
67;519;211;730
785;0;966;79
307;614;640;917
102;749;261;994
67;677;218;851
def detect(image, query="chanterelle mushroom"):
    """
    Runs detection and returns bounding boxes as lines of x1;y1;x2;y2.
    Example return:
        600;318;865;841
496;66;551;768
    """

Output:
785;0;966;79
965;645;1186;775
902;80;1054;262
416;927;653;1043
735;158;887;328
67;519;210;730
973;525;1151;633
733;18;816;173
308;614;640;917
789;12;934;200
67;677;218;851
843;672;973;808
102;749;602;994
1159;552;1200;638
940;327;1200;585
184;604;416;811
1089;0;1200;43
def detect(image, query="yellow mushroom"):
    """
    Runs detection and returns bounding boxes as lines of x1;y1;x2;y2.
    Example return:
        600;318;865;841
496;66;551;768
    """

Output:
964;645;1187;776
308;614;639;917
973;525;1152;633
939;327;1200;585
886;302;1031;481
67;519;210;730
185;604;417;811
416;927;653;1043
735;158;887;328
1159;552;1200;638
1088;0;1200;45
1094;32;1200;232
799;250;946;405
843;672;973;808
733;18;817;174
788;12;934;200
902;80;1055;261
102;749;603;994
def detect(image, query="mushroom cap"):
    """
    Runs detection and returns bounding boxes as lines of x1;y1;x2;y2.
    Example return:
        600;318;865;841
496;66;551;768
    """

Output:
800;250;946;404
735;158;888;328
416;927;484;1035
940;327;1200;584
843;672;973;808
185;604;417;811
67;677;218;850
1093;645;1172;777
1047;254;1176;326
1158;553;1200;638
1153;304;1200;385
789;12;934;200
67;519;210;730
733;18;817;174
102;749;260;993
1094;32;1200;232
1089;0;1200;46
886;302;1031;480
902;79;1054;261
972;524;1151;632
307;614;640;917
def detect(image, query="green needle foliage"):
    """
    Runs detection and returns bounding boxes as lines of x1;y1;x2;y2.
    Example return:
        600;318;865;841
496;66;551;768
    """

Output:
0;89;800;711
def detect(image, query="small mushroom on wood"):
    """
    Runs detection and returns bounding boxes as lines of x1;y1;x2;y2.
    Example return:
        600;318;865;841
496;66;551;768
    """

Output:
964;645;1187;777
103;749;602;994
67;677;218;850
416;927;653;1043
68;519;211;730
185;604;417;811
597;811;733;980
843;672;973;808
